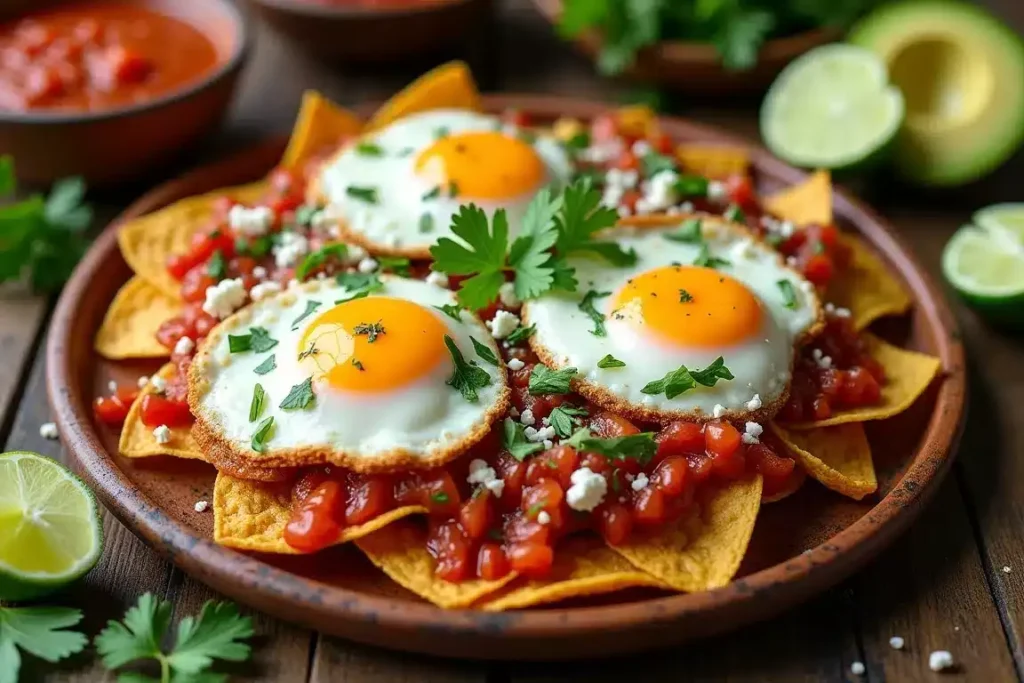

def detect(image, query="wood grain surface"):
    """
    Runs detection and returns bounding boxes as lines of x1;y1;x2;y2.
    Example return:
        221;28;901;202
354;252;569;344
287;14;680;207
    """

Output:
4;0;1024;680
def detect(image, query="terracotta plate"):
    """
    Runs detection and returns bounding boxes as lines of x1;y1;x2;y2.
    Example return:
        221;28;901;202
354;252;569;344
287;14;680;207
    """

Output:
47;95;966;660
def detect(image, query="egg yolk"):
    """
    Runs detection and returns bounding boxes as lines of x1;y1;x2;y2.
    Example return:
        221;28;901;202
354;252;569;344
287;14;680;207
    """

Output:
297;297;449;393
612;266;763;348
414;131;545;200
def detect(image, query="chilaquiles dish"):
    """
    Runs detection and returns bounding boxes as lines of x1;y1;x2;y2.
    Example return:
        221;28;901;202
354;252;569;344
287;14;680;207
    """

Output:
94;62;942;610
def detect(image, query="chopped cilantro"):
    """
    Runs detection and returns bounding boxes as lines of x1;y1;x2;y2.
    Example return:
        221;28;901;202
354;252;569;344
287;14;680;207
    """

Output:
444;335;492;401
251;416;275;452
346;185;378;204
564;429;657;465
207;250;226;281
434;126;450;139
228;327;278;353
528;364;577;395
813;240;827;255
279;377;315;410
641;152;677;177
502;417;544;461
526;502;545;518
419;212;435;233
505;323;536;345
249;383;266;422
377;255;411;276
235;235;272;258
298;342;318;360
430;491;450;504
470;336;500;367
663;218;703;243
422;186;441;201
777;279;798;309
675;175;709;196
640;357;733;399
564;130;590;151
294;204;319;227
434;303;463;321
352;358;364;371
693;243;731;269
296;244;348;281
335;272;384;302
254;355;276;375
596;354;625;368
679;289;693;303
578;289;611;336
355;141;384;156
724;204;746;224
353;320;385;343
290;300;322;330
448;181;459;198
548;405;588;439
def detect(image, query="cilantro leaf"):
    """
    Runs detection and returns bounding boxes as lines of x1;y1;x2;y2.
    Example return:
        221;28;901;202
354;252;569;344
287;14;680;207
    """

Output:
335;272;384;300
578;289;611;336
228;327;278;353
377;255;411;276
502;418;545;461
290;300;322;330
690;356;735;386
279;377;315;410
641;151;677;177
418;213;435;233
597;354;626;368
0;606;86;683
430;204;508;310
444;335;492;401
355;141;384;156
663;218;703;243
724;203;747;224
166;602;254;675
249;383;266;422
296;244;348;281
353;320;385;342
254;355;276;375
252;417;275;452
777;279;798;309
693;243;731;269
528;364;577;395
641;357;733;399
553;178;633;265
346;185;378;204
470;336;500;367
715;8;775;71
507;186;561;301
548;405;589;439
434;303;463;321
206;250;226;281
564;429;657;465
675;175;710;197
505;323;536;345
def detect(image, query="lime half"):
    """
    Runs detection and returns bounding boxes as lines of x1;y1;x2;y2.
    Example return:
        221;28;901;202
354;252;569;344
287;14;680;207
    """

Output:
974;204;1024;246
943;223;1024;327
0;452;102;600
761;44;905;171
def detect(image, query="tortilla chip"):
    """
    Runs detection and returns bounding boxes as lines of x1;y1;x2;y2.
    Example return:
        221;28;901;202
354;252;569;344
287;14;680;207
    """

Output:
675;144;750;179
119;363;204;460
829;235;913;330
612;477;763;593
282;91;363;169
213;474;425;553
770;423;876;500
365;61;481;132
763;170;832;226
762;466;807;504
355;520;516;608
117;182;267;298
616;105;657;138
480;536;665;611
784;333;941;429
95;277;180;360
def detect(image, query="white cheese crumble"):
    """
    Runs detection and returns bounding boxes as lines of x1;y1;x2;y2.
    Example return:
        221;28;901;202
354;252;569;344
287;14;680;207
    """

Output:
507;358;525;372
489;310;520;340
811;348;833;369
108;380;118;393
137;376;149;388
228;205;273;236
599;167;638;209
252;266;268;280
825;302;852;318
566;467;607;512
635;170;679;215
519;408;536;427
344;244;369;265
631;139;652;157
425;271;449;288
150;375;167;395
706;180;727;201
498;282;521;308
631;472;649;492
173;336;195;356
746;394;762;411
466;458;504;498
357;257;379;274
889;636;905;650
194;500;210;513
742;421;763;445
543;439;553;450
537;510;551;525
712;404;727;419
928;651;954;672
250;281;283;302
524;425;556;443
152;424;172;445
850;661;865;676
579;138;625;164
202;277;247;319
273;231;309;268
39;422;59;440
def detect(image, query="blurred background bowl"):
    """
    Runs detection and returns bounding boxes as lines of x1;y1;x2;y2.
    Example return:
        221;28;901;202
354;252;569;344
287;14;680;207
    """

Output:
0;0;250;187
248;0;493;63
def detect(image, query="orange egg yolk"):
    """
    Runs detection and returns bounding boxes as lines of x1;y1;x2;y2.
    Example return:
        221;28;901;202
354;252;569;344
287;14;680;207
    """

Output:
414;130;545;200
297;297;449;393
611;266;763;348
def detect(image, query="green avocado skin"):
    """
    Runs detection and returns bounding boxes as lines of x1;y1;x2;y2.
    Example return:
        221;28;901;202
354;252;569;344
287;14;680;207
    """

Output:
849;0;1024;186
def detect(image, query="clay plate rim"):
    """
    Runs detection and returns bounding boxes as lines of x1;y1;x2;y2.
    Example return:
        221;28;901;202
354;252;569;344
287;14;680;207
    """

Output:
47;94;966;656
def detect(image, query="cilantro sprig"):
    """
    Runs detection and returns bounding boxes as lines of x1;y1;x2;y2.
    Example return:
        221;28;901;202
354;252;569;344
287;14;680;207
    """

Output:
548;405;589;439
641;357;734;399
578;289;610;336
565;429;657;465
0;605;87;683
445;335;492;401
528;364;578;395
502;418;545;461
296;244;348;281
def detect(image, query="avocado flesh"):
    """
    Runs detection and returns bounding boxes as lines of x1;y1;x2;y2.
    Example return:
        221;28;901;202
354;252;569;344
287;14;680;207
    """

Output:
849;0;1024;186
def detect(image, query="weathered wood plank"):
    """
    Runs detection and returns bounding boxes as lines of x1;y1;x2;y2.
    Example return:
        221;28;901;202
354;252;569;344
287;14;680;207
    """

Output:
310;636;486;683
0;294;48;436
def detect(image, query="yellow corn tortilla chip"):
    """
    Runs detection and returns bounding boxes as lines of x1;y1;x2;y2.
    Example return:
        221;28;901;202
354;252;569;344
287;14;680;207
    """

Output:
366;61;481;132
95;277;181;360
783;333;941;430
212;474;425;553
616;105;657;138
611;476;763;593
675;144;749;179
770;423;877;500
763;169;832;226
480;536;665;611
829;235;913;330
282;91;363;169
761;466;807;504
356;520;516;608
117;182;267;298
119;363;204;460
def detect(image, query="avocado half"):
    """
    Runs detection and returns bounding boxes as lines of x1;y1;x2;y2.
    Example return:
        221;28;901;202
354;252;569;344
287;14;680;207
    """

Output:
849;0;1024;186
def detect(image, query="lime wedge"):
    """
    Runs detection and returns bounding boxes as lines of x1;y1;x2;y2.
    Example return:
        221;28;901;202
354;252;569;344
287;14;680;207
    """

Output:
0;452;102;600
761;44;905;171
943;224;1024;328
974;204;1024;246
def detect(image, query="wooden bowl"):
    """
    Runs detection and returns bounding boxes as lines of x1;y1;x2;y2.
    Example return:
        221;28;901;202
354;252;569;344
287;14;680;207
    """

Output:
248;0;492;63
0;0;250;187
47;95;965;660
531;0;841;95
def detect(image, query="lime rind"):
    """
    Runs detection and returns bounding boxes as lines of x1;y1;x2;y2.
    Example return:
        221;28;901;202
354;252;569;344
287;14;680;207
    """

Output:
942;225;1024;298
973;204;1024;248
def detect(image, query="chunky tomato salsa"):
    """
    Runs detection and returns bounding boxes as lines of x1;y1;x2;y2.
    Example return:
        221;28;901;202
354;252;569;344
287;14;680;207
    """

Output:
0;2;219;112
95;108;885;582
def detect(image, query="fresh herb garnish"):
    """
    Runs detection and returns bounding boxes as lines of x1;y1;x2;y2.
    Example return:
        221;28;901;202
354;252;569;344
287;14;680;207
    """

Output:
251;416;275;453
777;279;798;309
679;289;693;303
254;355;277;375
471;336;500;366
526;502;545;517
355;141;384;156
422;186;441;201
377;255;411;276
444;335;492;402
663;218;703;243
564;130;590;150
724;204;746;224
249;383;266;422
528;364;578;395
434;126;450;139
352;358;364;371
0;605;86;683
693;243;731;269
565;429;657;465
448;181;459;198
675;175;709;196
597;354;626;368
279;377;315;410
505;323;536;345
346;185;378;204
235;235;272;258
207;249;227;281
228;326;278;353
548;405;589;439
419;212;435;233
578;289;611;336
502;417;545;461
640;357;734;399
430;492;450;504
291;300;322;330
298;342;318;360
434;303;463;321
296;243;349;281
294;204;319;227
642;152;677;177
353;320;385;343
335;272;384;302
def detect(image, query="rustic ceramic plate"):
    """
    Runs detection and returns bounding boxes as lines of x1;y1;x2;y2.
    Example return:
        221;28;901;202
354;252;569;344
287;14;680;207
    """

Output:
48;95;965;660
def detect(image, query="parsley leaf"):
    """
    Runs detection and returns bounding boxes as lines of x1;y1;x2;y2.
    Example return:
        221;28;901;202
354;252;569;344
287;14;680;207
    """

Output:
430;204;510;310
355;141;384;156
0;606;86;683
507;186;561;301
693;243;731;269
252;416;275;452
675;175;710;196
291;300;322;330
724;203;746;224
641;357;734;399
470;336;500;366
207;249;226;281
346;185;378;204
353;320;385;342
422;186;441;201
679;289;693;303
249;383;266;422
434;303;463;321
716;8;775;71
690;356;735;386
445;335;491;401
377;255;411;276
296;244;348;281
431;492;450;504
578;289;611;336
228;327;278;354
279;377;315;410
419;213;435;233
505;323;536;345
96;593;253;682
642;151;677;177
502;417;545;461
597;354;626;368
564;429;657;465
777;279;798;309
336;272;384;299
254;355;276;375
663;218;703;243
548;405;589;439
554;178;634;266
528;364;577;395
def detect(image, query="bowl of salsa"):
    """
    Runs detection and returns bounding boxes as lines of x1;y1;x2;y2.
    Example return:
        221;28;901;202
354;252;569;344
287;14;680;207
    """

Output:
0;0;250;185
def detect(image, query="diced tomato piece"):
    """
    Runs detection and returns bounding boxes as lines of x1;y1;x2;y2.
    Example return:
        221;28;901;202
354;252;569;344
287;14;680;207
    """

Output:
615;150;640;172
650;131;674;155
597;501;632;545
686;451;713;484
710;450;746;480
504;511;551;546
525;445;578;489
503;108;531;128
155;317;192;351
166;253;199;281
725;174;756;209
102;45;151;85
292;468;330;504
394;469;460;514
459;490;493;540
589;412;640;438
180;265;217;303
494;452;526;511
652;455;689;497
284;480;344;553
746;444;796;496
506;542;553;578
705;421;741;459
520;479;565;530
23;66;63;104
579;451;612;476
72;20;100;47
655;421;704;460
620;189;641;213
345;474;393;526
427;520;472;582
138;394;191;428
632;485;668;526
802;253;833;286
268;167;299;196
477;542;510;581
93;395;130;425
590;114;619;142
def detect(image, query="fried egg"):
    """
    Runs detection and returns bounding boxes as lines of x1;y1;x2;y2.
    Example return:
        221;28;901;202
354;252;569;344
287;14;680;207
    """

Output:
188;276;509;473
310;109;573;256
523;216;823;423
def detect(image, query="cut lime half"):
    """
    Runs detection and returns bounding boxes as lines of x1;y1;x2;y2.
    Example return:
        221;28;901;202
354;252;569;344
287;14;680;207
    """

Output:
974;203;1024;246
942;224;1024;327
761;44;905;171
0;451;102;600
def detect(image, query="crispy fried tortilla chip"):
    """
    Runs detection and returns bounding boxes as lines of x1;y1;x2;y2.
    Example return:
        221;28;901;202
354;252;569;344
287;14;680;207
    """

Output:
770;423;877;500
119;363;204;460
829;235;913;330
480;536;665;611
117;182;267;298
611;477;763;593
616;105;657;138
95;277;181;359
365;61;481;132
762;466;807;504
784;333;941;429
213;474;425;553
355;520;516;608
764;170;832;226
282;91;363;169
675;144;750;179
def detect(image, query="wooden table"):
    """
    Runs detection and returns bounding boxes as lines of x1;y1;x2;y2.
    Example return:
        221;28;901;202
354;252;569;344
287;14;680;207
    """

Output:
6;1;1024;680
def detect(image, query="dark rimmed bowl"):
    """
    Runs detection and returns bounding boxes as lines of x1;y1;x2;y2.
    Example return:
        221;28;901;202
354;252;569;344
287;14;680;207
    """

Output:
249;0;492;63
531;0;841;95
0;0;251;186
